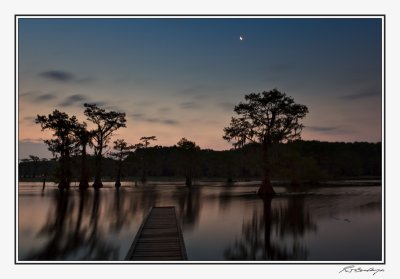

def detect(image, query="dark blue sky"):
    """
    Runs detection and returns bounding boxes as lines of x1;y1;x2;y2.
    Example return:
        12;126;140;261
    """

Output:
18;17;382;158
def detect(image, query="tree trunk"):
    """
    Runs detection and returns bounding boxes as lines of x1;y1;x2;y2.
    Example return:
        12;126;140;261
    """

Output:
257;142;275;195
58;179;68;190
258;177;275;195
58;151;70;190
115;159;122;188
79;144;89;189
93;153;103;189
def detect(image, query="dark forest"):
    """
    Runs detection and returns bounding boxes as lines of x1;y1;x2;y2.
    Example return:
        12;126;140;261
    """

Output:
19;140;381;185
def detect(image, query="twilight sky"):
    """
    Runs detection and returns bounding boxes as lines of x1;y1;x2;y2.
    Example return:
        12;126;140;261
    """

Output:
18;17;382;159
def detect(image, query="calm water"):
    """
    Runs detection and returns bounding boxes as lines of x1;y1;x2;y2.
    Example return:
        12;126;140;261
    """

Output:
18;182;382;261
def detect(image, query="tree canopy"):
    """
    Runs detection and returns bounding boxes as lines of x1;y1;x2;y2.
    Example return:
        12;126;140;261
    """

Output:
84;103;127;188
36;110;80;189
177;137;199;151
109;139;135;188
223;89;309;147
140;136;157;148
84;103;127;154
177;138;200;186
223;89;309;195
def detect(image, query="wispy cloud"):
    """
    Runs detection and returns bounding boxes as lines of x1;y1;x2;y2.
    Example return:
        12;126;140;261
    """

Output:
101;104;124;112
136;101;156;107
39;70;94;84
87;101;108;108
76;77;95;83
59;94;88;107
341;88;381;100
130;113;179;126
180;101;201;109
21;116;36;124
20;90;40;97
40;70;75;82
144;118;159;123
20;91;58;103
158;107;171;113
163;119;178;125
130;113;144;118
35;93;57;102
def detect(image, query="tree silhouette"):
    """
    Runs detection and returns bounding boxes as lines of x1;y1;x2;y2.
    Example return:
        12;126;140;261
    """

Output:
109;139;135;188
36;110;80;189
20;159;31;178
74;122;94;189
28;155;40;178
40;158;49;190
270;143;325;189
223;89;308;195
177;138;200;187
140;136;157;148
138;136;157;183
84;103;126;189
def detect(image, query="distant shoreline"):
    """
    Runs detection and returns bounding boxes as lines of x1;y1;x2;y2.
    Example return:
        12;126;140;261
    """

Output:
18;177;382;188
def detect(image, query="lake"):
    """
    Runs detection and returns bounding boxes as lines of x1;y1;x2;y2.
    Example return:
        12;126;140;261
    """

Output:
18;181;382;261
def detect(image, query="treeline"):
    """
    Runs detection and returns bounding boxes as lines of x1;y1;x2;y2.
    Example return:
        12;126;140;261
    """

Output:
22;90;382;193
19;140;381;183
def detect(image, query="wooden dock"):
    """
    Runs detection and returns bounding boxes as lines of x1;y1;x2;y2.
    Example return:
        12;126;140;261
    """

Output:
125;206;187;261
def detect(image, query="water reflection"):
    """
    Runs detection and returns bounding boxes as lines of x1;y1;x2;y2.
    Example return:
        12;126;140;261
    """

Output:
224;196;315;260
24;190;118;260
18;184;382;261
110;189;123;232
174;187;202;231
27;191;71;260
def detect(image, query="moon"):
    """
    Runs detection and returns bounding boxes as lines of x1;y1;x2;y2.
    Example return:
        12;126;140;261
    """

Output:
239;36;244;41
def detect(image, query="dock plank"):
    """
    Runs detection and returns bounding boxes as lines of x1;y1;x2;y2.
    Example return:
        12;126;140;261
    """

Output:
125;206;187;261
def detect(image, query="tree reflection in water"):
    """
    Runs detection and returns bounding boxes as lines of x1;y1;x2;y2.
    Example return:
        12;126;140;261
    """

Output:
174;187;202;231
224;196;316;260
19;185;380;261
25;190;118;260
109;189;124;232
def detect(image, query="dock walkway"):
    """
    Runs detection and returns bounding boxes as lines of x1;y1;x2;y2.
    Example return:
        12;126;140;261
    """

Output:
125;206;187;261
